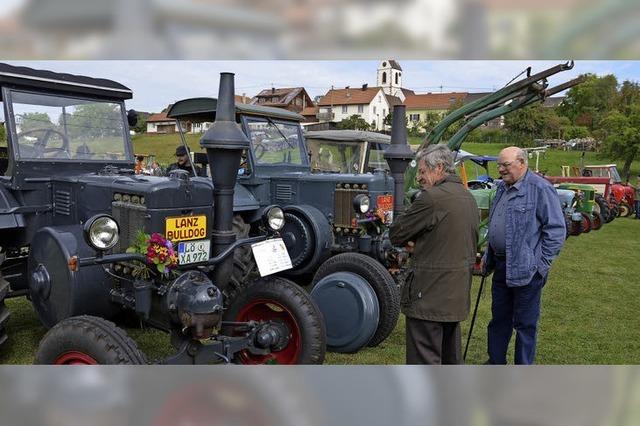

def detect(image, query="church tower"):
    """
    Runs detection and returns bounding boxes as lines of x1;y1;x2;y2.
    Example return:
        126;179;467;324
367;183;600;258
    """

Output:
376;60;403;99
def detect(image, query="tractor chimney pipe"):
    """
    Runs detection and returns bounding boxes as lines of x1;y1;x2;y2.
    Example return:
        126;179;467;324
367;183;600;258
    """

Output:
200;72;250;290
384;105;414;217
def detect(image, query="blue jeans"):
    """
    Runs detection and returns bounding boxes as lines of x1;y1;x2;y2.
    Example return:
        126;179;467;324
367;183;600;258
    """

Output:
487;257;546;365
635;200;640;218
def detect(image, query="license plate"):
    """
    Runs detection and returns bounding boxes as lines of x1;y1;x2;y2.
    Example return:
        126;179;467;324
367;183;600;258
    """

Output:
178;239;210;265
165;215;207;242
251;238;292;277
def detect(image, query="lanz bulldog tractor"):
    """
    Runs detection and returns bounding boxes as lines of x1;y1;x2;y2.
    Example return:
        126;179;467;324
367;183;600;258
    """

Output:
167;99;413;353
0;63;326;364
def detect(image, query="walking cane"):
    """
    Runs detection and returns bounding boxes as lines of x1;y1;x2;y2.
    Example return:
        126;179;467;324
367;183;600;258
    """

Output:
463;273;487;362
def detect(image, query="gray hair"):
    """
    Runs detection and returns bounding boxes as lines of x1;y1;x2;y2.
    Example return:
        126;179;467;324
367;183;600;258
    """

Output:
416;144;457;174
516;148;528;166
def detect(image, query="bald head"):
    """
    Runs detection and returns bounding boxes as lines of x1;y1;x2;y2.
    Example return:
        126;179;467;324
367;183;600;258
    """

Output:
497;146;528;185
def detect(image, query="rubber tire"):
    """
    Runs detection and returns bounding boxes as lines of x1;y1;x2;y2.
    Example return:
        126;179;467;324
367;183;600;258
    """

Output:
619;202;632;217
221;216;259;308
311;252;400;348
591;213;603;231
581;212;592;233
0;256;9;347
595;195;613;224
223;277;326;365
35;315;147;364
568;218;584;236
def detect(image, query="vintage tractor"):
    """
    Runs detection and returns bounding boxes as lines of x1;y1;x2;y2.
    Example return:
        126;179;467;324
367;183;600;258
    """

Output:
167;100;411;353
556;183;603;233
0;63;326;364
582;164;636;217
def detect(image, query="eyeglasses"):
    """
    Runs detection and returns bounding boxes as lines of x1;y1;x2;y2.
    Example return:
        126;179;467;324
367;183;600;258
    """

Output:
497;161;516;169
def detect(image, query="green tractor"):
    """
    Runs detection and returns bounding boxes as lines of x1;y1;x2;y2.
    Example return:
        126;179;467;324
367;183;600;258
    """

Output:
557;183;604;233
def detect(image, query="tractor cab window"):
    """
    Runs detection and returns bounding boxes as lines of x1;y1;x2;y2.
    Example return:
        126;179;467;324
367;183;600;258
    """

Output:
307;139;362;173
367;143;390;173
0;106;7;175
9;90;130;162
244;117;305;166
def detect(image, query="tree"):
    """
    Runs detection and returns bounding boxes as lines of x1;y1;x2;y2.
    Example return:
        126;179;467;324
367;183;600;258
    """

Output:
600;106;640;181
337;114;370;131
62;103;122;139
557;74;618;131
17;112;54;133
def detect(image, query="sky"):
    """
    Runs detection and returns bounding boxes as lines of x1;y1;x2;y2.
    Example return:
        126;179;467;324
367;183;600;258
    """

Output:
5;60;640;113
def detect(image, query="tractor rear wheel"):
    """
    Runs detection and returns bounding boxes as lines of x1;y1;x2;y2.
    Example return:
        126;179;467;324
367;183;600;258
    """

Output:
0;255;9;347
223;277;326;365
618;202;632;217
311;253;400;350
581;212;592;233
35;315;147;364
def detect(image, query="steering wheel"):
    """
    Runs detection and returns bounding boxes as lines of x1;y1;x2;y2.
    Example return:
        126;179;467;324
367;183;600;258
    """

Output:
18;128;71;159
253;143;266;160
468;180;492;190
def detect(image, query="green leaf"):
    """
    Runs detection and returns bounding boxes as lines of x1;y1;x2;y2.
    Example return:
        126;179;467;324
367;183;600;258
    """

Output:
157;264;165;273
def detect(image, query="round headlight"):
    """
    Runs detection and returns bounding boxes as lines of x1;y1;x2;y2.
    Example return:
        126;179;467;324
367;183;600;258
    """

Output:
264;206;285;231
353;194;371;214
85;215;119;251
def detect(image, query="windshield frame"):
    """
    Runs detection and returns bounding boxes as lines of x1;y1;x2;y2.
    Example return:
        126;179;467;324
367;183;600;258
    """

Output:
240;114;309;169
3;87;134;165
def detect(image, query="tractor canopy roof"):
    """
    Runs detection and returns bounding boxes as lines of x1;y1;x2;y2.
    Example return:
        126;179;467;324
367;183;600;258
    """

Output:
0;62;133;101
167;97;305;122
454;149;498;168
304;130;390;145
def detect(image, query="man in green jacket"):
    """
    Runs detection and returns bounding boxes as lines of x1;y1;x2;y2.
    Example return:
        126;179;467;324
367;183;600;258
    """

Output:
390;144;479;364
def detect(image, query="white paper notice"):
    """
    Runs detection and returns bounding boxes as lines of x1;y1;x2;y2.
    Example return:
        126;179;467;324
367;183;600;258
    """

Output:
251;238;293;277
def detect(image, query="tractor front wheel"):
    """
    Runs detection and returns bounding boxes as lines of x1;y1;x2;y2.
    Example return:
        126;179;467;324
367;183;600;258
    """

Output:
223;277;326;365
34;315;147;365
311;252;400;350
581;212;592;233
591;213;603;230
618;202;632;217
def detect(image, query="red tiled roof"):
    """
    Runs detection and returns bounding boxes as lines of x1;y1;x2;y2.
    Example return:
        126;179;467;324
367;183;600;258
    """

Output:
317;87;383;106
300;106;319;116
147;112;175;123
404;92;467;110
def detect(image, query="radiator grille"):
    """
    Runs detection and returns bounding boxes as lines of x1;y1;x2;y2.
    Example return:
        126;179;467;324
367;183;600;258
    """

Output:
334;184;368;228
275;184;293;201
54;190;72;216
112;201;147;253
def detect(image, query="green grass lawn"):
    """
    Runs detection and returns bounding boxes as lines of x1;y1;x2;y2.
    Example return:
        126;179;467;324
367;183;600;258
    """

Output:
2;216;638;364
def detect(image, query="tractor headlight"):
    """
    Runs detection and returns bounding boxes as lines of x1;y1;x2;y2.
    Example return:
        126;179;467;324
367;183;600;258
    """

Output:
353;194;371;214
84;215;120;251
263;206;285;231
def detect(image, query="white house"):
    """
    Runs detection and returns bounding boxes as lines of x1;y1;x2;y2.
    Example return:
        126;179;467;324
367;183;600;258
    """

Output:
316;60;413;130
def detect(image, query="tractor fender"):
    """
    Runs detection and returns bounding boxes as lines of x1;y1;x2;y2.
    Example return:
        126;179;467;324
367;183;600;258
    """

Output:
0;185;25;230
232;184;260;213
27;225;121;328
282;205;333;276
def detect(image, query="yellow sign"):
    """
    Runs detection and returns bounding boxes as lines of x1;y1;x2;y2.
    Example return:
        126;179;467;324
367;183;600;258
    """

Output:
165;215;207;242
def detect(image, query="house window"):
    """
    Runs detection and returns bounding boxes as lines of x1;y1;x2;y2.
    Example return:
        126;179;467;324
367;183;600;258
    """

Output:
295;97;302;106
395;73;399;85
383;109;386;117
373;106;377;114
357;105;364;113
342;105;348;114
409;114;420;122
382;72;387;84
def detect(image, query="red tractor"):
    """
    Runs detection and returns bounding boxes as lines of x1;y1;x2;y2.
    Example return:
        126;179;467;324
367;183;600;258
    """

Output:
581;165;636;217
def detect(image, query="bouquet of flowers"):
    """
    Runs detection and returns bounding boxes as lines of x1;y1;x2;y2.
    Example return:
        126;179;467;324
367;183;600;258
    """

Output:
126;231;178;277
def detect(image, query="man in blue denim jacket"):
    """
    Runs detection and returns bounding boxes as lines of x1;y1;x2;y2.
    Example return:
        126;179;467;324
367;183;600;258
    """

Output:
482;147;566;364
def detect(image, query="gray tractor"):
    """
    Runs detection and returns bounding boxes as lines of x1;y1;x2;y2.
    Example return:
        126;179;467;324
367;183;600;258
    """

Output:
168;99;414;353
0;63;325;364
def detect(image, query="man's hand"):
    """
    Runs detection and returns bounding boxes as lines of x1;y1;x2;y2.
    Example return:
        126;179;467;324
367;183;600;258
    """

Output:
405;241;415;253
